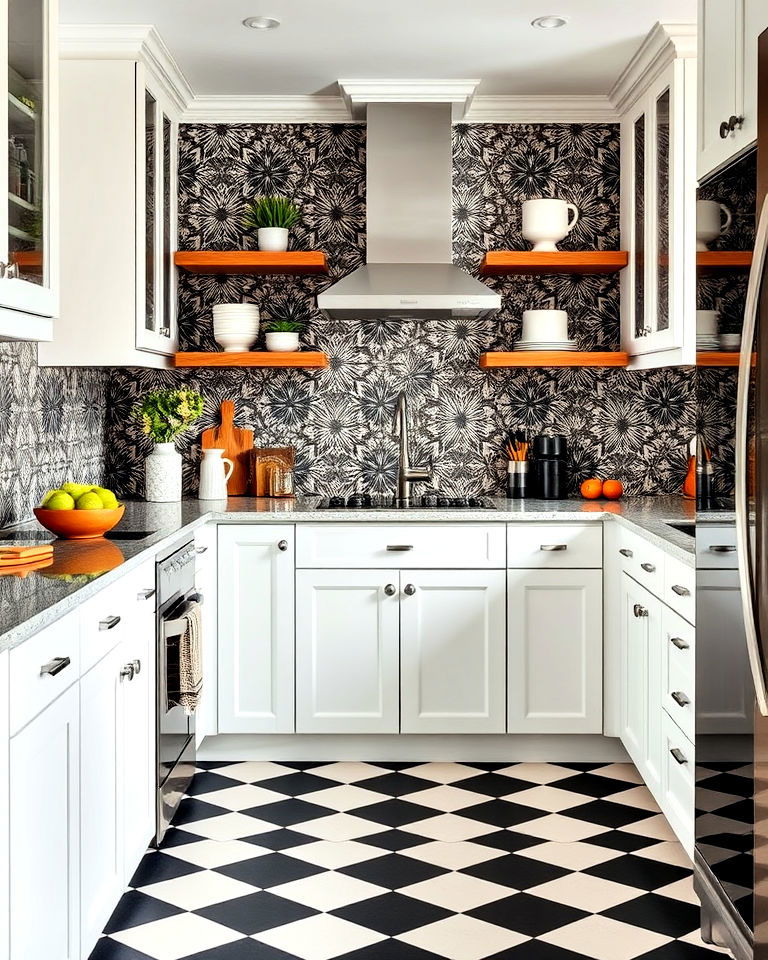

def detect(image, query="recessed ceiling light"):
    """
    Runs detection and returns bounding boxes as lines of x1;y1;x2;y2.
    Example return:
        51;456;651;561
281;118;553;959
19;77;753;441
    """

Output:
242;16;281;30
531;15;568;29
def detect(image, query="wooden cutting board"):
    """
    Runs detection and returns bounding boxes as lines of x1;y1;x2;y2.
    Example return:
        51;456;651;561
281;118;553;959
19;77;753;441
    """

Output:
201;400;253;496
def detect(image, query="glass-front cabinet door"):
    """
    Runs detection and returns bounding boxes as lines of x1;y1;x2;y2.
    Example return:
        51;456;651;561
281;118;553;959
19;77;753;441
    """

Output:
0;0;57;337
135;69;177;355
620;60;696;368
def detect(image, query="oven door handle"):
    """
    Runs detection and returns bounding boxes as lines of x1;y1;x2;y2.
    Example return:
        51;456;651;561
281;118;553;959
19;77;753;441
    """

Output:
162;593;203;640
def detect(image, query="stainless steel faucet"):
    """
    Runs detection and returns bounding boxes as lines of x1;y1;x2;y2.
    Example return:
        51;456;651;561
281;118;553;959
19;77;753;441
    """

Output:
393;390;432;506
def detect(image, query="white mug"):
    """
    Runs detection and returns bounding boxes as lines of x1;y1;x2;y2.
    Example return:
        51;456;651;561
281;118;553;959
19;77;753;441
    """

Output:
522;199;579;252
696;310;719;336
198;448;234;500
696;200;732;251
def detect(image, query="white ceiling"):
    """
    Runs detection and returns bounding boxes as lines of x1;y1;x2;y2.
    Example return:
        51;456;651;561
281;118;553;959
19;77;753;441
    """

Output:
59;0;696;98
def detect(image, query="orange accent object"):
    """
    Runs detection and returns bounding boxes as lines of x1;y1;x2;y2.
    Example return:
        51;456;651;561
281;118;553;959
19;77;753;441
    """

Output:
480;251;629;276
174;351;329;368
42;538;125;577
696;251;753;274
201;400;254;496
250;448;295;497
581;478;604;500
0;556;54;577
0;544;54;565
683;457;696;500
602;479;624;500
479;352;629;368
174;251;328;275
33;504;125;540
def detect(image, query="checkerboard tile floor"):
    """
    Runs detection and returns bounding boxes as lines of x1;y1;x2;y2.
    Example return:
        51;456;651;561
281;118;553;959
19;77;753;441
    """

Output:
89;762;728;960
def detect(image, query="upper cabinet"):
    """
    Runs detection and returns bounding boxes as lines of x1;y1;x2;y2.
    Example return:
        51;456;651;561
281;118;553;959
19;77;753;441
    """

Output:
697;0;768;183
619;26;696;368
0;0;58;341
38;56;179;367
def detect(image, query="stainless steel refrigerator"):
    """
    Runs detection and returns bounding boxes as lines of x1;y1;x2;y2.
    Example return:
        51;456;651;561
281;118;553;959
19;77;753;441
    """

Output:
694;27;768;960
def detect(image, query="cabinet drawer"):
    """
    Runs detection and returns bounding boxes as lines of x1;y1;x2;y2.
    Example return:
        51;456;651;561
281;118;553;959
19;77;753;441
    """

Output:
664;555;695;624
507;524;601;568
9;610;80;734
662;606;695;742
80;565;154;675
616;529;665;597
296;524;506;569
697;524;739;569
661;711;695;855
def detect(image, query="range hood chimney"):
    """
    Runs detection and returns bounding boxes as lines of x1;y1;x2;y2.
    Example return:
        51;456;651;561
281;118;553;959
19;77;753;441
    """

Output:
317;99;500;320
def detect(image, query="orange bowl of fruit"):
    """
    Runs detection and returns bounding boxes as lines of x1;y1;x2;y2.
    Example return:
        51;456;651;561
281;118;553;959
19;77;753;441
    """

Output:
34;483;124;540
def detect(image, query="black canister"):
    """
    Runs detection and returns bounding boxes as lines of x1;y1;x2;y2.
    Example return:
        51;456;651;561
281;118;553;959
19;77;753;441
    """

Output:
532;434;569;500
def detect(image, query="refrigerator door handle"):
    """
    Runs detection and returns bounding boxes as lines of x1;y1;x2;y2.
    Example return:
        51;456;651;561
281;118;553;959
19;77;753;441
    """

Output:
735;195;768;716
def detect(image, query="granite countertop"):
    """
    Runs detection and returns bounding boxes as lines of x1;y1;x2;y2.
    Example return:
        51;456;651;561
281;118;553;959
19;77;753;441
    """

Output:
0;494;700;654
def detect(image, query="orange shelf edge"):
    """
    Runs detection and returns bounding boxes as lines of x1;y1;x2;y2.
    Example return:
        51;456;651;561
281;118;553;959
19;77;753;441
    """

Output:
174;351;329;369
480;251;629;276
696;251;752;273
696;351;752;367
174;250;328;275
479;351;629;369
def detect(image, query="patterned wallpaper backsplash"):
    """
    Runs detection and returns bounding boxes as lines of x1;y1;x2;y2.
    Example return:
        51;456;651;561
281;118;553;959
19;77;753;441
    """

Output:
0;343;108;527
105;120;715;499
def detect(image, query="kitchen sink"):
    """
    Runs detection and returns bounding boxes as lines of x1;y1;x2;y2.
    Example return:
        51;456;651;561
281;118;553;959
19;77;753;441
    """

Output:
665;521;695;538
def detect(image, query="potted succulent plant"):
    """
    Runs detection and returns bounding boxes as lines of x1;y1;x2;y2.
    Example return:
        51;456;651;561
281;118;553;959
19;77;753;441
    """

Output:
134;388;204;502
264;319;305;352
243;195;301;252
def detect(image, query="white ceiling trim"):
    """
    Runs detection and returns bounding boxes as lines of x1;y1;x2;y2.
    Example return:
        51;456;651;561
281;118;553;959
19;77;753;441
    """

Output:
338;79;479;121
466;96;616;123
609;21;696;114
184;96;352;124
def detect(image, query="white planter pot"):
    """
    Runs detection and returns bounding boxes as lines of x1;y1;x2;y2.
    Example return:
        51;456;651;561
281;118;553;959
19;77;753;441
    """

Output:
265;331;301;352
145;442;183;502
258;227;289;252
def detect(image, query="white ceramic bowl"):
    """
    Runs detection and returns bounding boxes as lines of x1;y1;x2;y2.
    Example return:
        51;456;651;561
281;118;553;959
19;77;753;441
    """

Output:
214;330;258;353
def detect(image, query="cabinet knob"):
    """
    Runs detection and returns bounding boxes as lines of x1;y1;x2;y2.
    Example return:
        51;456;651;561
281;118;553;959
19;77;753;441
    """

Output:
671;690;691;708
384;583;397;596
278;539;289;552
99;615;121;631
670;636;690;650
404;583;416;596
40;656;71;678
671;584;690;597
619;548;633;558
120;663;135;682
633;603;648;618
131;659;142;675
720;119;732;139
640;562;656;573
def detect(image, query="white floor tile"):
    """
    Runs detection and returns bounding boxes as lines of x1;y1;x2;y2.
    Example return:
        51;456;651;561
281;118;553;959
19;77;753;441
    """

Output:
400;840;506;870
655;875;700;905
527;872;642;912
214;761;296;783
292;812;389;841
161;839;270;869
511;813;611;842
175;812;275;841
269;870;387;911
516;840;624;871
309;762;390;783
401;813;499;842
193;784;286;810
509;785;596;813
111;913;243;960
283;840;386;869
619;814;678;842
400;871;514;912
495;763;575;784
406;763;482;784
633;840;691;867
405;785;488;812
604;786;661;811
138;870;257;911
254;914;386;960
540;915;670;960
300;784;388;811
398;914;529;960
593;763;645;784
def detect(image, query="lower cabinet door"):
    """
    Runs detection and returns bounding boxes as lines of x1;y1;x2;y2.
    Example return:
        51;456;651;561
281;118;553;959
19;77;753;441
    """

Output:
10;685;80;960
660;711;695;855
296;569;400;733
80;647;123;959
401;569;506;734
507;568;603;733
218;525;295;733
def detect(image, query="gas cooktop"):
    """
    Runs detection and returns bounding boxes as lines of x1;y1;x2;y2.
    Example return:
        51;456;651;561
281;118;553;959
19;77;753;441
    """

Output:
315;495;497;510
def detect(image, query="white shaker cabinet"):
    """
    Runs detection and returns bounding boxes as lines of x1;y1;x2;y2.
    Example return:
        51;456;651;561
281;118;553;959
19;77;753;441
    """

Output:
218;525;295;734
507;569;603;734
0;651;8;960
195;522;218;746
10;683;80;960
295;569;400;734
0;0;59;340
400;570;506;734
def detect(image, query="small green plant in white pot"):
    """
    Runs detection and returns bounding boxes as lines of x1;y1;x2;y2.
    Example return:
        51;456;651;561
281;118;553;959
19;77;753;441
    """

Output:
244;196;301;252
264;319;305;352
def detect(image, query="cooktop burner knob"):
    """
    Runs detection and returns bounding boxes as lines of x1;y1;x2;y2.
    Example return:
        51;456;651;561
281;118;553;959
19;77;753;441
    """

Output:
347;494;367;507
328;496;345;508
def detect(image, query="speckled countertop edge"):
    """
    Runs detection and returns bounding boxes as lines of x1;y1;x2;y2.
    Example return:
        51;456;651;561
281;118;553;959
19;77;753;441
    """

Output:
0;495;699;654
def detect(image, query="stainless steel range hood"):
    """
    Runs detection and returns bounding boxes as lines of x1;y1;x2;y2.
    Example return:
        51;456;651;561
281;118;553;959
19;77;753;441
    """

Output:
317;102;500;320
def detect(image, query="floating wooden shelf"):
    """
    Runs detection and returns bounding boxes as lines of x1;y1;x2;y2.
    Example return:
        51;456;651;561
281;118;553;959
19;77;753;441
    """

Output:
480;351;629;369
174;251;328;275
696;251;753;274
480;251;629;276
11;251;42;273
696;351;753;367
174;351;329;369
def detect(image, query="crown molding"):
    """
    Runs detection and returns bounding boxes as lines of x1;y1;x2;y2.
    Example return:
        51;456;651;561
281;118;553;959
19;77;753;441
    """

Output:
59;23;193;114
339;79;479;120
609;20;696;114
465;96;616;123
183;96;353;124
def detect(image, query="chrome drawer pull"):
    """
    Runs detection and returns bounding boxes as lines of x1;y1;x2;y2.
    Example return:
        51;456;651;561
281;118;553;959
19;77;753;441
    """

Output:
40;656;71;678
278;540;289;552
195;546;208;554
709;545;737;553
137;588;155;601
99;615;121;631
671;584;691;597
387;545;414;551
670;636;690;650
619;548;633;558
640;562;656;573
670;747;688;765
671;691;691;708
540;544;567;551
404;583;416;596
384;584;397;596
633;604;648;618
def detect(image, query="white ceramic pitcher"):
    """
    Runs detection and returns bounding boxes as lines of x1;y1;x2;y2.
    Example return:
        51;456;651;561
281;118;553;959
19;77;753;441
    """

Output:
198;448;234;500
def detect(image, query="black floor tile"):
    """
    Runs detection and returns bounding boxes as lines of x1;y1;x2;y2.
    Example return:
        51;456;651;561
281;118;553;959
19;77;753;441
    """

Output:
458;773;532;797
215;852;325;888
564;800;655;829
340;853;446;888
129;851;202;887
603;893;702;938
243;798;335;826
195;891;317;934
475;831;546;854
634;942;723;960
336;940;445;960
349;799;439;827
362;773;439;797
491;941;594;960
555;773;641;798
587;831;659;853
241;829;317;851
357;829;431;852
171;798;231;825
184;772;242;796
102;890;184;934
256;772;339;796
185;940;296;960
332;891;452;935
461;799;544;828
468;892;589;936
584;854;690;891
461;853;568;890
88;939;156;960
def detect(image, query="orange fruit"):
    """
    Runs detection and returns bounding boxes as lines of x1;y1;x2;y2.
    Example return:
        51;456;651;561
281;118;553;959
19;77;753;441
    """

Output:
602;479;624;500
580;478;603;500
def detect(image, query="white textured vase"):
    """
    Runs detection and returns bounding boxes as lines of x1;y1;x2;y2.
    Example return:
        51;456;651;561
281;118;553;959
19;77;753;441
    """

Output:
145;442;182;502
265;331;300;352
258;227;289;251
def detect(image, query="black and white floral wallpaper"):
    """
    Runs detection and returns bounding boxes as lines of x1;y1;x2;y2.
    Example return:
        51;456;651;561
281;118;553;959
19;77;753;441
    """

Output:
103;121;738;499
0;343;108;526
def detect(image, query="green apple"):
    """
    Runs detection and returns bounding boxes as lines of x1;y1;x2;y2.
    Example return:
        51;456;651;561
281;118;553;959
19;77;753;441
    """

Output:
62;482;91;499
44;491;75;511
76;492;105;510
89;486;119;509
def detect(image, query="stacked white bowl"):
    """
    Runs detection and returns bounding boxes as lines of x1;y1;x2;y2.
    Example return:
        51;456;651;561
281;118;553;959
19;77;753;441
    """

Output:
213;303;260;353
